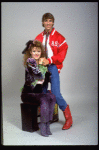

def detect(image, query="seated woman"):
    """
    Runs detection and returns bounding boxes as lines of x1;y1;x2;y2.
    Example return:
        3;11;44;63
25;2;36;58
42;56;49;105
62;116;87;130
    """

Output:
21;40;56;137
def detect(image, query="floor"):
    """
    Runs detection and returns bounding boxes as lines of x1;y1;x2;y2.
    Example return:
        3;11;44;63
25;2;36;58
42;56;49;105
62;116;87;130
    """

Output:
2;92;98;145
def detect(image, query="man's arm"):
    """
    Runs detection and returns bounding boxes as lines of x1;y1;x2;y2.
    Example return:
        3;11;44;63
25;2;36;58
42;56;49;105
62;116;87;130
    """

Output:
39;41;68;66
51;41;68;64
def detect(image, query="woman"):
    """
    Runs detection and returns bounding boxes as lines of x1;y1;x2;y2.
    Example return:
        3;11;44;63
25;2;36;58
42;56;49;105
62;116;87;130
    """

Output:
21;40;56;137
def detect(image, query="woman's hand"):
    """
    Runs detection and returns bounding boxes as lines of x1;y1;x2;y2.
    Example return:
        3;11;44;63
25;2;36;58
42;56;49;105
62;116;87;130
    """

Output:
37;79;44;84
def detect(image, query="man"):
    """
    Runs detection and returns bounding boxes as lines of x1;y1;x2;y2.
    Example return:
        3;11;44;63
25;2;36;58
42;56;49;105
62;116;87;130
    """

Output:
35;13;73;130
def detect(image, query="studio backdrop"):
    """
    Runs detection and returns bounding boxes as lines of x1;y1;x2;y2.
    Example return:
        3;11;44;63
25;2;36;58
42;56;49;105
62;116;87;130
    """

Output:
2;2;98;103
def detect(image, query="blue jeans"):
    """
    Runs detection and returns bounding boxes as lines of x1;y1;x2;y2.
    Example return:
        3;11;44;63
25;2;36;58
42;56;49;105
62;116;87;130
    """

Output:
43;64;67;111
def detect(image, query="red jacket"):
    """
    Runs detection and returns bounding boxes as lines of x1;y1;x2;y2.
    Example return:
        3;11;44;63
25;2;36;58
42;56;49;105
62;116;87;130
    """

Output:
35;28;68;73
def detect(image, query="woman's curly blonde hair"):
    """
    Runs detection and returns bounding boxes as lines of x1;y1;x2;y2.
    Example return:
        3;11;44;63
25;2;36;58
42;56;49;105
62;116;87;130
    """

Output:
22;40;45;67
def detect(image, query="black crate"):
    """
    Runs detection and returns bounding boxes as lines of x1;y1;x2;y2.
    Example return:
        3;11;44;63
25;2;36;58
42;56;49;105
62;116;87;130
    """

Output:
20;103;59;132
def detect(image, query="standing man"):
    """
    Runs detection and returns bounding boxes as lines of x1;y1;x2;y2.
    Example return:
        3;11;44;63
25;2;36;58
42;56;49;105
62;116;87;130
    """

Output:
35;13;73;130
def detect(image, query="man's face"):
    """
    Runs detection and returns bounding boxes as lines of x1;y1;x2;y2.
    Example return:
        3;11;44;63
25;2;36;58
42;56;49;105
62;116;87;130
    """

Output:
43;19;54;32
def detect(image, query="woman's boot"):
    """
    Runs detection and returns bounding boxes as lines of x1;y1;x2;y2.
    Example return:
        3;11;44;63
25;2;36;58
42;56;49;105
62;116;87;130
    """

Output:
46;122;52;135
39;122;49;137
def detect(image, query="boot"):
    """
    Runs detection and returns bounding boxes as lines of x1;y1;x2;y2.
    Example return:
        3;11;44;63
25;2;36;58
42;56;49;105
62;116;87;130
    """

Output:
46;122;52;135
62;105;73;130
39;123;49;137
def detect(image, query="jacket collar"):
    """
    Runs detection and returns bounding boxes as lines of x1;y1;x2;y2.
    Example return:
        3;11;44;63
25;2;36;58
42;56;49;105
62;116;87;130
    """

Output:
51;28;55;36
43;27;55;36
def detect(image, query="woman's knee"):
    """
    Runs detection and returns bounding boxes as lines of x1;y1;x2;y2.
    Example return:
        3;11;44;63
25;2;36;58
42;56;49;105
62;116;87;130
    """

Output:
40;98;48;108
46;93;55;99
46;93;56;103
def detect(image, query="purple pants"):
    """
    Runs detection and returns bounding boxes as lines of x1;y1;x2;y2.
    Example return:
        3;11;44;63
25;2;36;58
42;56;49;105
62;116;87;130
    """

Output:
21;93;56;123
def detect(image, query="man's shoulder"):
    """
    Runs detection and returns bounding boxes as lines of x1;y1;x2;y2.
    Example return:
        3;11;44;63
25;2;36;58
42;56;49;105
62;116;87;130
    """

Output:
55;30;65;38
53;29;65;41
35;31;43;38
35;31;43;41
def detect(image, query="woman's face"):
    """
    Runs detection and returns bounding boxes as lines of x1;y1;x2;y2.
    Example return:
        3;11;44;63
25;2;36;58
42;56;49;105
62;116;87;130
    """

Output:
30;47;41;60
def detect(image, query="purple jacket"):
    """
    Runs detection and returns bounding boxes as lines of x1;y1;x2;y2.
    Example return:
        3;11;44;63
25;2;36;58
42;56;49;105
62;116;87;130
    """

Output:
21;58;51;93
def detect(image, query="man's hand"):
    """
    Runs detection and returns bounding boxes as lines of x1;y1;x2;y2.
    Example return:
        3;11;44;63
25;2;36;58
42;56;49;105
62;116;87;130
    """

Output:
42;58;49;66
39;58;44;65
39;57;49;66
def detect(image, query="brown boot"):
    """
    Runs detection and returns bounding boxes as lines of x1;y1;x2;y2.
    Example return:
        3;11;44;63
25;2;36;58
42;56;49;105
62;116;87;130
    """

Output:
62;105;73;130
